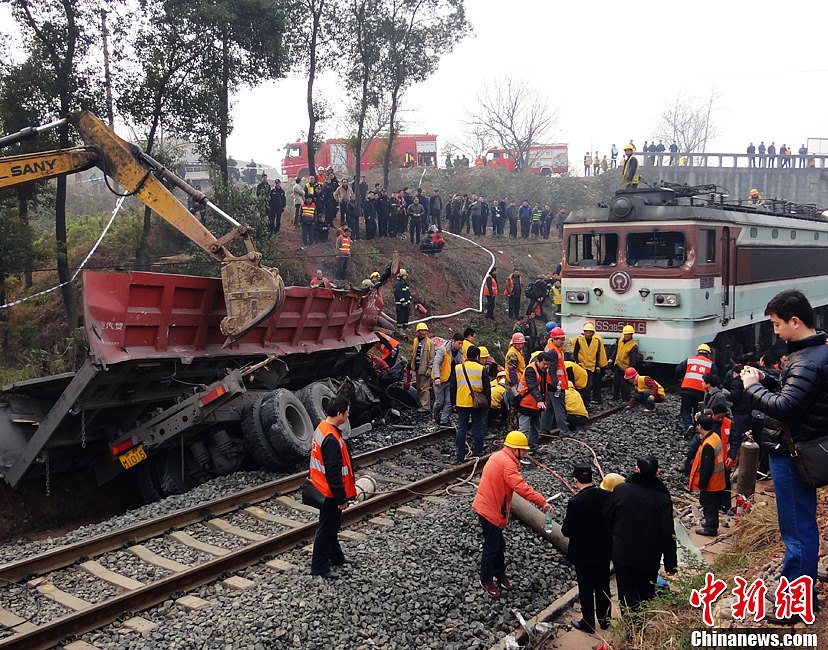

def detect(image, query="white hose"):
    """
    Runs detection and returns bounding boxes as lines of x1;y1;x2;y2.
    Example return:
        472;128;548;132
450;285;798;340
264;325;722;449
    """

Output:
0;195;125;310
409;230;496;325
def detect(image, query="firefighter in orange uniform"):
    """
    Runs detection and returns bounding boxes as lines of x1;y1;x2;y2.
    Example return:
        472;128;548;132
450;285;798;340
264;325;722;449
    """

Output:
309;396;356;579
689;416;726;537
472;431;553;598
674;343;718;430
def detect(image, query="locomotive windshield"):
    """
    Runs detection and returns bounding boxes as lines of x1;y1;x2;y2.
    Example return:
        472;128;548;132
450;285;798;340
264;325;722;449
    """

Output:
566;233;618;267
626;231;686;267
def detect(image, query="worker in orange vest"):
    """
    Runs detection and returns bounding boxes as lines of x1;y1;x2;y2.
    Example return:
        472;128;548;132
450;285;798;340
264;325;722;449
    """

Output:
308;396;356;579
711;402;734;513
504;268;522;319
674;343;717;430
472;430;553;598
484;268;499;320
689;416;726;537
335;225;352;280
310;269;332;289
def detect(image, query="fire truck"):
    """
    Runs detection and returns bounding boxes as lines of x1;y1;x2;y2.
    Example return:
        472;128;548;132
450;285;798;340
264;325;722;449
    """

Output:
281;134;438;179
483;144;569;175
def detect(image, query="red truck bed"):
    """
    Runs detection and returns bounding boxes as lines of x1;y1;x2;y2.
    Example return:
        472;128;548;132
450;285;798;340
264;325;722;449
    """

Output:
84;270;382;364
1;271;383;487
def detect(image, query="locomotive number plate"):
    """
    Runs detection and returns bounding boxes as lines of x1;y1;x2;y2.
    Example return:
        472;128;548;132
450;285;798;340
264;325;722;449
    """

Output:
119;445;147;470
593;318;647;334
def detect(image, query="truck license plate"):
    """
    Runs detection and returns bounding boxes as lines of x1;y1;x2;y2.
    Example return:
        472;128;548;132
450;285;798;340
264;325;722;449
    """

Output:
119;445;147;469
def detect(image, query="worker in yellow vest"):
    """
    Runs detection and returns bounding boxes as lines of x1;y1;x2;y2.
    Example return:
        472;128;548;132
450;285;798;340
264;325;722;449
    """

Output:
689;416;726;537
410;323;433;411
623;368;666;411
621;144;639;188
489;371;509;424
432;333;463;426
505;332;526;389
611;325;640;401
335;225;352;279
461;327;477;363
570;322;608;405
565;359;588;392
564;385;588;429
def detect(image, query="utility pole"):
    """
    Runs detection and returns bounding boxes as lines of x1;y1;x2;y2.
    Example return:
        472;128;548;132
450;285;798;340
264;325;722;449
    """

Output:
101;9;115;129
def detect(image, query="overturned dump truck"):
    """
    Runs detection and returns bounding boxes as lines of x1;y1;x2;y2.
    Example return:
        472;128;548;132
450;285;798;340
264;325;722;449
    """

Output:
0;270;388;502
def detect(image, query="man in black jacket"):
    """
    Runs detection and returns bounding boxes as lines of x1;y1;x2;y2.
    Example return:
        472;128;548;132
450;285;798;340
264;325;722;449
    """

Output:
268;180;286;233
604;455;677;611
742;290;828;593
562;464;612;634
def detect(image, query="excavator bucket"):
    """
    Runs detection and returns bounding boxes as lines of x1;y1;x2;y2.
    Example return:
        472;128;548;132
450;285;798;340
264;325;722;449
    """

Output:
220;260;286;347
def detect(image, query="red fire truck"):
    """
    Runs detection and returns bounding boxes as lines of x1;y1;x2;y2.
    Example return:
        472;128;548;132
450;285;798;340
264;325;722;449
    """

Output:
483;144;569;175
281;134;438;179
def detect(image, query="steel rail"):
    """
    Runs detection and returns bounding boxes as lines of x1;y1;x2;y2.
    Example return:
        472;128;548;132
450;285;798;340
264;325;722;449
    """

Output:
0;427;454;583
0;460;487;650
0;406;627;649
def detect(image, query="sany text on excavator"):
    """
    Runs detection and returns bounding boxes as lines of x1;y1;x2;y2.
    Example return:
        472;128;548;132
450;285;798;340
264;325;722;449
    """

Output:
0;111;285;346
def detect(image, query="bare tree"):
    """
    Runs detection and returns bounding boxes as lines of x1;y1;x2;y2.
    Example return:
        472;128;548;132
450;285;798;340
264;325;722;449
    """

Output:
655;89;720;155
289;0;341;178
444;123;493;162
466;75;557;173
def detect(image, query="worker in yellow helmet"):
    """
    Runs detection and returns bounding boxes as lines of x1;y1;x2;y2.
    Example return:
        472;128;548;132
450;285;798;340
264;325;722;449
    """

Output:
610;325;640;402
621;144;639;188
571;322;608;406
410;322;433;411
748;188;765;206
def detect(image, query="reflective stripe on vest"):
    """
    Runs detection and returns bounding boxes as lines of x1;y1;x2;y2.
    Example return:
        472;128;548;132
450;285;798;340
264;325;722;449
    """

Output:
689;432;726;492
301;204;315;223
681;355;713;391
309;421;357;499
517;362;548;410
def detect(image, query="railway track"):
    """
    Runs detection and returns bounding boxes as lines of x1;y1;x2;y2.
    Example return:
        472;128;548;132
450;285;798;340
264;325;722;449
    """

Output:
0;406;628;649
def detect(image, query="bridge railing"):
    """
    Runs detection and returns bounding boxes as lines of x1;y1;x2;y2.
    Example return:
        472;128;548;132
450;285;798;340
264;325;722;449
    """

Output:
632;151;828;170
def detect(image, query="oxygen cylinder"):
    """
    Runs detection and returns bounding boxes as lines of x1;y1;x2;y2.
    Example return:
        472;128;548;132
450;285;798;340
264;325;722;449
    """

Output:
736;436;761;498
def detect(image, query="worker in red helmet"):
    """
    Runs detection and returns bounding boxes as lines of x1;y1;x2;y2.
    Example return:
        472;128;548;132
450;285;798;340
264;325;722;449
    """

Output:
505;332;526;389
624;367;666;411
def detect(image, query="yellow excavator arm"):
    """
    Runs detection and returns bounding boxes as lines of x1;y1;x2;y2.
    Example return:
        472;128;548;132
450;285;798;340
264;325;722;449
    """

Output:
0;111;285;345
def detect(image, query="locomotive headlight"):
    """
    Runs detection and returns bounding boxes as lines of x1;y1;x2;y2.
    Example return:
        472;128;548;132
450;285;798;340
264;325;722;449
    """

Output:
654;293;681;307
566;290;589;304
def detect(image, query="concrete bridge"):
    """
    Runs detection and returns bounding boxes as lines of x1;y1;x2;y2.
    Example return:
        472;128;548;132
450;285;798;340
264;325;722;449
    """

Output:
630;152;828;208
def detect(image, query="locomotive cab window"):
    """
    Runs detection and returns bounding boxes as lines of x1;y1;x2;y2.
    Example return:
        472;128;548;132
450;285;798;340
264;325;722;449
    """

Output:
567;233;618;267
626;231;686;268
698;229;717;264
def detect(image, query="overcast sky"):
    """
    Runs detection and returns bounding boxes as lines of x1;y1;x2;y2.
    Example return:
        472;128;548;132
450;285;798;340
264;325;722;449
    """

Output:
230;0;828;174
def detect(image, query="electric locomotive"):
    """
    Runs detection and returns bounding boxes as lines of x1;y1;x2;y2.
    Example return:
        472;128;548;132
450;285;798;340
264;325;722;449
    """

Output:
560;184;828;366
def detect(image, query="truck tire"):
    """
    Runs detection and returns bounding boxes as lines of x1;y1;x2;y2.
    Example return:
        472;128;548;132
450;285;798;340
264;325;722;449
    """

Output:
259;389;314;462
242;399;289;471
157;450;199;497
134;461;164;504
297;382;352;438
